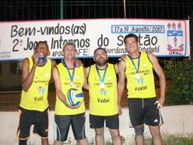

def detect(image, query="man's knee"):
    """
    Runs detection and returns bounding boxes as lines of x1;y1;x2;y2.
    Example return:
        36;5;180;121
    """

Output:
41;138;48;144
134;125;144;136
95;128;104;136
111;132;120;140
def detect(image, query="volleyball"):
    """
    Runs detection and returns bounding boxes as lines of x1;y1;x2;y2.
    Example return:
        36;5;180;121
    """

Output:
67;88;84;106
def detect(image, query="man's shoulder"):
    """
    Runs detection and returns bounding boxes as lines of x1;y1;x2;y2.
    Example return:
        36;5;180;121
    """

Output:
107;63;116;68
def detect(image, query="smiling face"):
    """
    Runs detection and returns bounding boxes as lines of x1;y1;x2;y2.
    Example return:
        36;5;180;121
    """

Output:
124;37;139;55
124;34;140;57
93;48;108;67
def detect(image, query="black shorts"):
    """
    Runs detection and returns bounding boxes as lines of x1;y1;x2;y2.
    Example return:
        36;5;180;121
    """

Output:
17;107;49;140
89;114;119;129
54;113;86;142
128;97;163;127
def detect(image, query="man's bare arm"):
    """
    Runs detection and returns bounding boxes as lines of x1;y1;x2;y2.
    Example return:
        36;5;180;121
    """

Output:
83;67;90;90
21;58;37;91
148;52;166;108
117;60;126;115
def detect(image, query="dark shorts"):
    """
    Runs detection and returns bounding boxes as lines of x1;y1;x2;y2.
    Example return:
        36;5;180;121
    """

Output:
54;113;86;142
89;114;119;129
128;97;163;127
17;107;49;140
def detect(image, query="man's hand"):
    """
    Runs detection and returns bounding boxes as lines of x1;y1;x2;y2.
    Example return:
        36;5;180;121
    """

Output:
74;58;83;67
118;104;122;115
32;53;41;65
155;97;165;109
118;54;127;61
66;102;81;109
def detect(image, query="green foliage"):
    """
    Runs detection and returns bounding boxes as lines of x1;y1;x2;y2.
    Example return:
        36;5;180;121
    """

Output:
161;58;193;105
120;135;126;144
145;134;193;145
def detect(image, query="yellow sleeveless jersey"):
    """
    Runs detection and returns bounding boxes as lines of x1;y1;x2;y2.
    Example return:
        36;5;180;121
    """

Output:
88;63;118;116
55;63;85;115
20;57;51;111
124;52;156;98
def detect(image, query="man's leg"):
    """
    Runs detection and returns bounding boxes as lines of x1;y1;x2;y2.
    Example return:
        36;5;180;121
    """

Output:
134;125;144;145
71;113;88;145
149;125;162;145
109;128;122;145
41;138;49;145
17;108;32;145
95;127;105;145
79;138;89;145
128;99;144;145
33;109;49;145
53;140;63;145
54;115;71;145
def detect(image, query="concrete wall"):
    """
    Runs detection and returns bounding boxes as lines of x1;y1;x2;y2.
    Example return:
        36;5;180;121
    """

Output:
0;105;193;145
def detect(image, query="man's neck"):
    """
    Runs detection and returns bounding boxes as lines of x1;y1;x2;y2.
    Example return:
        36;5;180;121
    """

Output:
96;63;107;70
64;59;75;69
36;60;46;67
129;51;140;58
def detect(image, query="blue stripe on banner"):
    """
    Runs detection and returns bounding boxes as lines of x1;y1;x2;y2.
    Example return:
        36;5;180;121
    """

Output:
167;30;183;36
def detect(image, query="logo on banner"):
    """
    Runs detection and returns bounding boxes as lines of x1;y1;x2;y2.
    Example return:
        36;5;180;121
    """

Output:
167;23;184;54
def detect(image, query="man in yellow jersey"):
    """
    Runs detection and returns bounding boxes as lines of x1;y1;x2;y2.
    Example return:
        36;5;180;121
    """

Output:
84;48;122;145
52;42;88;145
17;41;56;145
118;33;166;145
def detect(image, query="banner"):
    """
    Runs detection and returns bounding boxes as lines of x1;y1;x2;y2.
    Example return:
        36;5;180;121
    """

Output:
0;19;190;61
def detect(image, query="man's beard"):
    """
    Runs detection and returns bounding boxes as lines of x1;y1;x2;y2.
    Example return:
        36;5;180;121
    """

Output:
95;59;108;66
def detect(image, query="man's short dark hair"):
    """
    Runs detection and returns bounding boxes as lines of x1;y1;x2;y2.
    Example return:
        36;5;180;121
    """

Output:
63;42;76;51
94;47;107;55
35;41;48;49
124;33;139;44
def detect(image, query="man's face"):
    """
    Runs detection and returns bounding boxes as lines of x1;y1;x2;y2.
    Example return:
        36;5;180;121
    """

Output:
35;42;50;57
94;49;108;66
62;44;76;60
125;37;139;54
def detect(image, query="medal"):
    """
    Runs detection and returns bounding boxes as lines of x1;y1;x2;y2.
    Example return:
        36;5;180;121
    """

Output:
70;82;74;86
136;73;140;80
63;61;76;87
100;83;105;89
129;52;141;80
95;64;108;90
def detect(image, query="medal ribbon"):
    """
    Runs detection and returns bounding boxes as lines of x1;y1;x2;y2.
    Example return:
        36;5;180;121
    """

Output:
95;64;108;84
129;52;141;74
63;61;76;84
